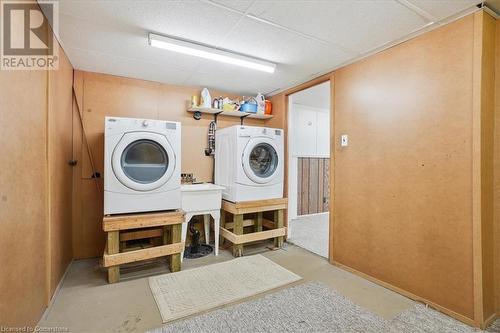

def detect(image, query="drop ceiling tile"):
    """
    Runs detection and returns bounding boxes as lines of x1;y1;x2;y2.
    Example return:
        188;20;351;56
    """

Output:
187;53;335;96
219;17;351;71
406;0;481;20
59;0;243;46
186;15;353;95
53;0;482;95
66;47;191;86
247;0;428;53
211;0;254;12
58;14;201;72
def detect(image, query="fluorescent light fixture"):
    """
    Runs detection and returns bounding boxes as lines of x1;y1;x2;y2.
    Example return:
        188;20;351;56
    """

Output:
148;33;276;73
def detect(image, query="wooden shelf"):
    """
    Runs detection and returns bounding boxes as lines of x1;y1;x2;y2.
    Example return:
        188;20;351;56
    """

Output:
188;107;273;120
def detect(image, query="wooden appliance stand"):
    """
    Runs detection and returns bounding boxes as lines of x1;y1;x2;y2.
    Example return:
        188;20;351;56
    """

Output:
102;210;185;283
220;198;287;257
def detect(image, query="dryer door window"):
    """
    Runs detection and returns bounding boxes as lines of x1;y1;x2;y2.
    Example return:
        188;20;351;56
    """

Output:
121;139;168;183
249;143;278;178
242;138;281;184
112;132;176;191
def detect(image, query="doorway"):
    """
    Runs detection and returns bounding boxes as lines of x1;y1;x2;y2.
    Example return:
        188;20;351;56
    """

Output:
287;81;331;258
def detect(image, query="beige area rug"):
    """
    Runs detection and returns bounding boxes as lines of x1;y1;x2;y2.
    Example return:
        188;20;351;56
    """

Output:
149;254;302;323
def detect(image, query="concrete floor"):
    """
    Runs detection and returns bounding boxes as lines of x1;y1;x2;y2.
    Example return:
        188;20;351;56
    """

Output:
288;213;329;258
39;242;415;333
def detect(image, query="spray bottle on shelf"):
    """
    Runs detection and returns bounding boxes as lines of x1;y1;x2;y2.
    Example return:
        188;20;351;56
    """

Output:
218;96;223;110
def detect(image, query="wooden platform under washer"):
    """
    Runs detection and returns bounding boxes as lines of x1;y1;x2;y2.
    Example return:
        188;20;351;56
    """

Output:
220;198;287;257
103;210;185;231
222;198;288;215
102;210;185;283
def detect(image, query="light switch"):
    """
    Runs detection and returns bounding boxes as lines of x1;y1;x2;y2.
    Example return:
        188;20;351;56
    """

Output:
341;134;348;147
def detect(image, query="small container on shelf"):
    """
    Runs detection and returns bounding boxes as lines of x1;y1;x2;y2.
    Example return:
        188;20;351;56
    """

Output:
191;95;199;108
240;97;258;113
265;100;272;115
240;103;257;113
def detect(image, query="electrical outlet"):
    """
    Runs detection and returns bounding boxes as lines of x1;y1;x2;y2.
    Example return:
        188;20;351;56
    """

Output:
341;134;349;147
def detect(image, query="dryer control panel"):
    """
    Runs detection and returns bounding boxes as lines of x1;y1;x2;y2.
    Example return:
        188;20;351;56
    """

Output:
237;125;282;138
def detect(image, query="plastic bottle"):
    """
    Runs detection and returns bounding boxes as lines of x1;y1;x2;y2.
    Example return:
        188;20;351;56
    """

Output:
201;88;211;108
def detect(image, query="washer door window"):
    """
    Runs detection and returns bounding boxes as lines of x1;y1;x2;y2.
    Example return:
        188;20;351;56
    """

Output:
112;132;175;191
242;138;280;184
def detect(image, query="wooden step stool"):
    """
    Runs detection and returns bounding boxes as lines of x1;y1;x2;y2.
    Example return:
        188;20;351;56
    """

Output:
220;198;287;257
102;210;185;283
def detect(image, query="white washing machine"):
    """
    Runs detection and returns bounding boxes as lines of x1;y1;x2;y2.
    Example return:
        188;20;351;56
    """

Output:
104;117;181;215
215;125;284;202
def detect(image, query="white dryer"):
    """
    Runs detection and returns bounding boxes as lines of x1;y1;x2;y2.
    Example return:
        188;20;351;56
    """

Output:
215;125;284;202
104;117;181;215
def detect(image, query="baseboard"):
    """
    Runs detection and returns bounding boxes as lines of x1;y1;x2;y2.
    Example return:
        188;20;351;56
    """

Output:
39;259;74;323
330;259;478;327
482;313;498;329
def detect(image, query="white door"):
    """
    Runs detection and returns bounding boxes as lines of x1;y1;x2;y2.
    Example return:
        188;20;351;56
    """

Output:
112;132;176;191
242;137;280;184
294;107;317;156
316;111;330;156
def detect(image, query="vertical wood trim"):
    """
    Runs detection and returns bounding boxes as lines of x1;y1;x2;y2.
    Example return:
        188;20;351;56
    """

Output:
297;159;302;215
324;159;330;212
472;10;497;326
309;158;319;214
479;10;497;325
472;11;485;324
481;11;497;324
329;75;335;264
44;47;51;305
318;158;325;213
495;17;500;317
72;70;84;259
301;158;310;215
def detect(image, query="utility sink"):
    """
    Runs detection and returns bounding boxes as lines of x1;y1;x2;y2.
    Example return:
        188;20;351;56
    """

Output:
180;183;225;259
181;183;225;213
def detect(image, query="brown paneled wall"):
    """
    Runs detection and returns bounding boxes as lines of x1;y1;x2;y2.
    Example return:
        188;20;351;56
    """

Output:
0;64;49;327
71;71;274;258
297;158;329;215
333;15;475;320
270;11;498;327
48;45;74;298
1;4;498;328
0;12;74;327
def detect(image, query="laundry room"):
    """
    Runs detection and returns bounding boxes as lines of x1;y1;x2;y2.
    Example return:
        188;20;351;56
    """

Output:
2;1;500;333
71;71;282;259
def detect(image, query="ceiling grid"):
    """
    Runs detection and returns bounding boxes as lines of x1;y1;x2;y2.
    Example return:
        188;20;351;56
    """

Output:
42;0;483;95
